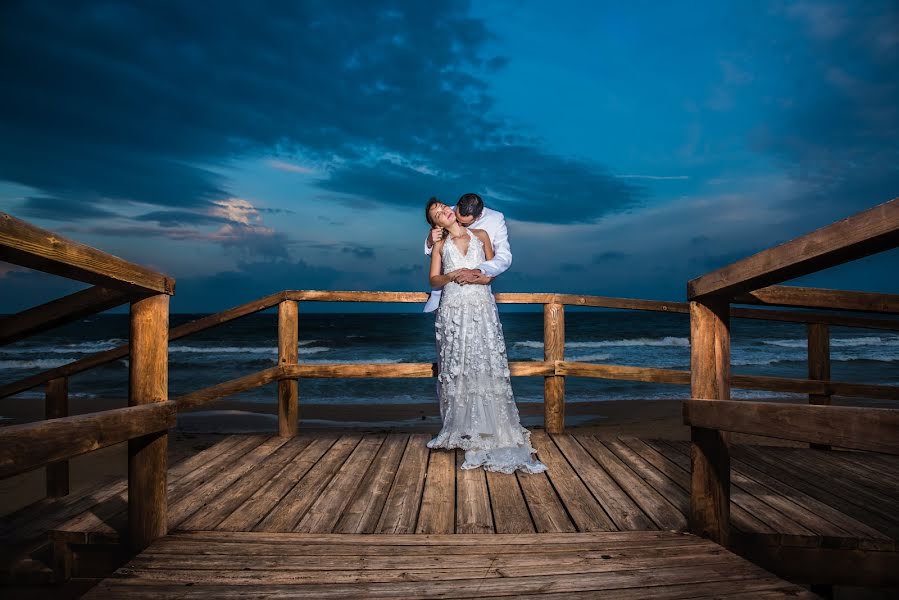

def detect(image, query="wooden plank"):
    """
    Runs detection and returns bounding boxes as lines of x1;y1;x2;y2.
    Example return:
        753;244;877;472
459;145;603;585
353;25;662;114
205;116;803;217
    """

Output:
44;376;70;497
732;445;899;539
454;450;494;534
684;399;899;454
178;436;313;531
415;448;455;534
0;401;175;479
552;294;689;313
688;198;899;298
532;433;615;531
504;446;576;526
0;286;132;345
0;211;175;295
295;436;385;533
604;439;690;516
807;322;831;450
374;434;429;534
555;435;655;531
333;434;408;534
557;362;690;384
736;285;899;314
215;436;336;532
544;302;565;433
647;439;778;535
732;306;899;332
576;436;686;531
169;436;292;527
255;435;360;532
175;366;283;409
277;300;299;437
689;298;731;545
485;469;535;534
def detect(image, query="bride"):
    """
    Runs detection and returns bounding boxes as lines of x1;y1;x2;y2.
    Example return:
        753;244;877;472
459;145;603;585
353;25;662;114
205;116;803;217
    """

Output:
425;199;546;474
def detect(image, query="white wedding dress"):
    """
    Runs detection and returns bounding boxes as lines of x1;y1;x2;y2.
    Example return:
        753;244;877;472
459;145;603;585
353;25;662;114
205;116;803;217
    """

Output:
427;229;547;474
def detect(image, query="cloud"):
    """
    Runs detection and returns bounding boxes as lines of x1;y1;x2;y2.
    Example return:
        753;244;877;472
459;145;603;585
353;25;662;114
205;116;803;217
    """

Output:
388;264;424;276
0;1;641;226
341;245;376;259
16;196;120;221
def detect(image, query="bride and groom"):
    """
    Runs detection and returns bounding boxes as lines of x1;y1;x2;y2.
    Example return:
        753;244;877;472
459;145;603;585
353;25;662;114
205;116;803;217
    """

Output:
423;194;546;474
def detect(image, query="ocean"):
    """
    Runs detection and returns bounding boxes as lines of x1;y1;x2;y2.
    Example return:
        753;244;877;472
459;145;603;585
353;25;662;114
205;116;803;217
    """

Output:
1;310;897;415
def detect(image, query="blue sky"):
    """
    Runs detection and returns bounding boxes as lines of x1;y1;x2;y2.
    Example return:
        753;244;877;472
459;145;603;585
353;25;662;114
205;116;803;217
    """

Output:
0;0;896;312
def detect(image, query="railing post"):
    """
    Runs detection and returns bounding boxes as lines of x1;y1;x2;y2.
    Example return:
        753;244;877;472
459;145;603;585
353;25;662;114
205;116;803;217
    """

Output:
278;300;299;437
45;377;69;497
128;294;169;552
543;302;565;434
689;297;730;546
808;322;832;450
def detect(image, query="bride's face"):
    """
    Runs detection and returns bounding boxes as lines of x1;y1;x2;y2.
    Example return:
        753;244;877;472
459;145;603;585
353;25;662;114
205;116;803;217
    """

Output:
429;203;456;228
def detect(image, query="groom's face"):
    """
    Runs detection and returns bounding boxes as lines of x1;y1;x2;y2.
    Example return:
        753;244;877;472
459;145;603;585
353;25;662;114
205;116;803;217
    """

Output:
454;206;476;227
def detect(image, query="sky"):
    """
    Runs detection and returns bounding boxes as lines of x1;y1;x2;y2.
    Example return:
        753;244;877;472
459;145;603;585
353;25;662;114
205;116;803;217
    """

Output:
0;0;897;313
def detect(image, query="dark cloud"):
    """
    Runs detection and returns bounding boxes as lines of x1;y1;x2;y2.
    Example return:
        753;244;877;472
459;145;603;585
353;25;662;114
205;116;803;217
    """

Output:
17;196;119;221
0;0;640;225
135;210;229;228
341;245;376;259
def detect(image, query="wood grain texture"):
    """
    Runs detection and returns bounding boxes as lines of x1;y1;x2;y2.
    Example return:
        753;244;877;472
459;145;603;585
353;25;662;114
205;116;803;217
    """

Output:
543;302;565;434
0;401;176;479
0;211;175;295
684;399;899;454
415;449;455;534
0;285;132;346
44;377;70;497
689;298;731;546
736;285;899;314
688;197;899;298
128;293;170;552
175;366;283;409
277;300;299;437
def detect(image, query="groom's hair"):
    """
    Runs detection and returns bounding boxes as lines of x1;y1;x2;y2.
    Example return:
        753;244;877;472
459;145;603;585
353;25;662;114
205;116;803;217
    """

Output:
425;196;442;227
457;193;484;220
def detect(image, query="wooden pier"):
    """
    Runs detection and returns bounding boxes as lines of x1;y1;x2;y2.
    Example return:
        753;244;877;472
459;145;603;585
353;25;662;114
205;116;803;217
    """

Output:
2;199;899;596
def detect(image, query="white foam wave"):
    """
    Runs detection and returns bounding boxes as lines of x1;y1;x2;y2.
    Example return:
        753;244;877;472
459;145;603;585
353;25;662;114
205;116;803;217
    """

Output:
170;346;277;354
299;358;402;364
0;358;73;370
299;347;329;355
516;336;689;350
567;353;613;363
762;336;899;349
13;339;125;354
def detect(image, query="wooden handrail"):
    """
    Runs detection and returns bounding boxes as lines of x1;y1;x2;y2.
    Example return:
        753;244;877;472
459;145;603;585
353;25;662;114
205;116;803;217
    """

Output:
3;289;897;400
683;399;899;455
688;197;899;299
0;401;177;479
735;285;899;314
0;211;175;295
0;286;134;345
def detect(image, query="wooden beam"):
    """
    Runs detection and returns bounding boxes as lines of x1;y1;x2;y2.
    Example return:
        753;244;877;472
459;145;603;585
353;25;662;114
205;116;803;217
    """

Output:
731;306;899;331
683;399;899;454
688;198;899;299
557;362;691;384
45;377;69;497
808;323;831;450
736;285;899;314
0;211;175;295
0;401;176;479
552;294;688;313
543;302;565;434
0;292;287;399
128;294;169;552
175;366;283;410
277;300;299;438
689;298;731;546
0;286;133;346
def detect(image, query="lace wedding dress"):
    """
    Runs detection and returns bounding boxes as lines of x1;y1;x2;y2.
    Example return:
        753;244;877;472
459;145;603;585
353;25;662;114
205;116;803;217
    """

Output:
427;228;546;474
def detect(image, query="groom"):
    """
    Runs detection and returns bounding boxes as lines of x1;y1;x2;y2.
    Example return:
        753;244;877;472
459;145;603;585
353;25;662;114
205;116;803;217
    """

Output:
423;192;512;312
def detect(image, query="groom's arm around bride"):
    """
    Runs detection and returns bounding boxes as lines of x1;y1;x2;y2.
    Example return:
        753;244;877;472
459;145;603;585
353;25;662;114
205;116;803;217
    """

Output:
423;193;512;312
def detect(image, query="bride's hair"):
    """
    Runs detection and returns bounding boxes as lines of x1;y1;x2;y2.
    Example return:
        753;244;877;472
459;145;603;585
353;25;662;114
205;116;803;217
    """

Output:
425;196;443;227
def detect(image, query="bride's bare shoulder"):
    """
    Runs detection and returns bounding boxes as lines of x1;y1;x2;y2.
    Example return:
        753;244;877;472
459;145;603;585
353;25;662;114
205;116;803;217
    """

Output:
470;228;489;240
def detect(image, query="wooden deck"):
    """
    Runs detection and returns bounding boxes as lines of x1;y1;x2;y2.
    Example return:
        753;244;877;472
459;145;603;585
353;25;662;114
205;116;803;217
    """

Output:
2;431;898;586
82;531;817;599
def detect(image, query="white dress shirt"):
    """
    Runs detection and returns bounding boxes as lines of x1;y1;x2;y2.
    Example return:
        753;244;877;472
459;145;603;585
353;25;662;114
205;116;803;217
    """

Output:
423;206;512;312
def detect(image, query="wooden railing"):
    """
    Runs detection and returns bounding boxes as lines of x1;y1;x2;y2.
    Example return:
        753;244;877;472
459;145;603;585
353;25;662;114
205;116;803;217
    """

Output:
0;212;173;552
685;197;899;547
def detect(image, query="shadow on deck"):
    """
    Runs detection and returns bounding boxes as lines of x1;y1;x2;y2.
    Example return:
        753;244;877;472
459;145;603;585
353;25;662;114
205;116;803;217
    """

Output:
2;431;897;590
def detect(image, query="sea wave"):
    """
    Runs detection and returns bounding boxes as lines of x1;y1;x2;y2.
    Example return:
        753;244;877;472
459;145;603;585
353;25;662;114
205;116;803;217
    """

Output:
299;358;402;364
11;339;125;354
516;336;689;349
566;353;613;363
0;358;74;370
762;336;899;348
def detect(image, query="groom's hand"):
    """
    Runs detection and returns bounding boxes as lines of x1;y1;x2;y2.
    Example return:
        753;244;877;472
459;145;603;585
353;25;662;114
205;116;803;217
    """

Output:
454;269;492;285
